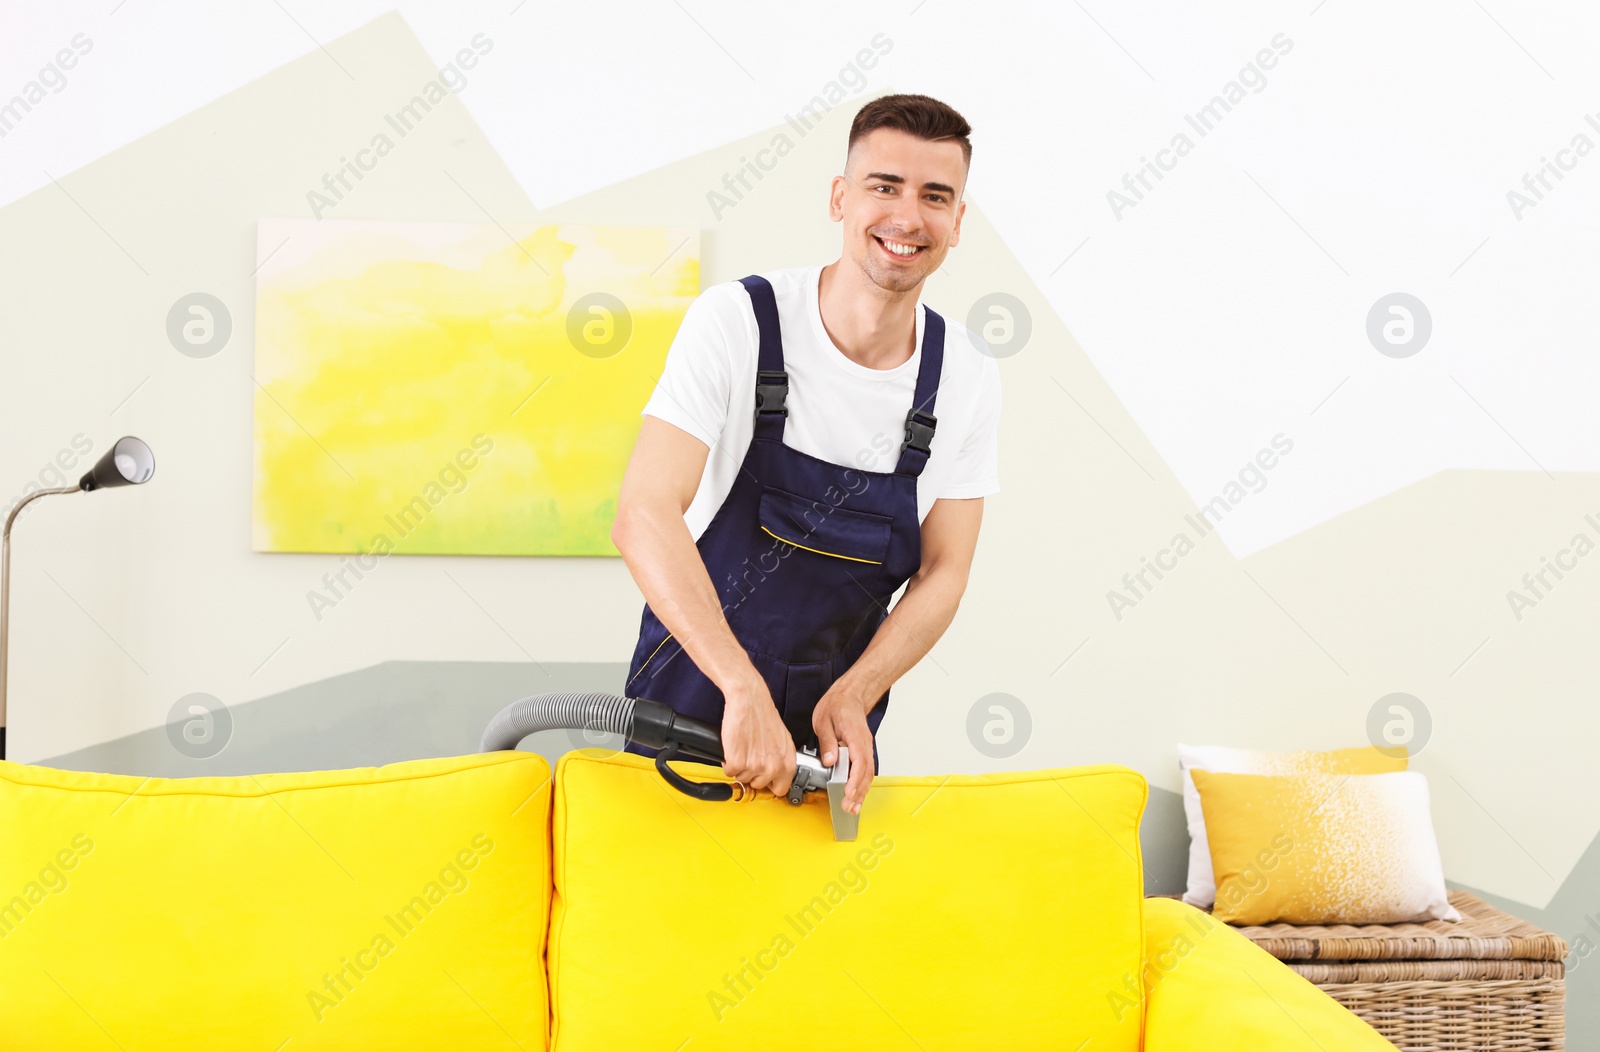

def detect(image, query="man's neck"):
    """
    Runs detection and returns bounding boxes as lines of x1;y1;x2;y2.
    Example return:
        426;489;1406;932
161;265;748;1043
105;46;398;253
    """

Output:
816;260;919;371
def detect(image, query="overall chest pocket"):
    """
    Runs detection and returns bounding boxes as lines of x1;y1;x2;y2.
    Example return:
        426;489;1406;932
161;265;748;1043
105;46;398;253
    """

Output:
757;486;893;565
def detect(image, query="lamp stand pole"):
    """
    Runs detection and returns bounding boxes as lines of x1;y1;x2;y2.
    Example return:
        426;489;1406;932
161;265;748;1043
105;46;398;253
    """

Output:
0;485;82;761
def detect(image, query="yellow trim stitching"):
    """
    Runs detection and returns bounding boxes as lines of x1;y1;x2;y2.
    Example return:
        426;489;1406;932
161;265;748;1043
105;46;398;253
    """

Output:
628;631;676;685
759;524;884;565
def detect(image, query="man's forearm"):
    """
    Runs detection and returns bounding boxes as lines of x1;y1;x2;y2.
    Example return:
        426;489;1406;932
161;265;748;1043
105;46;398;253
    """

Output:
831;562;966;710
613;502;761;698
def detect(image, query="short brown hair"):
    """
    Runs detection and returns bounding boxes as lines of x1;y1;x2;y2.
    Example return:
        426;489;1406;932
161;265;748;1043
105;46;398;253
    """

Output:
848;93;972;172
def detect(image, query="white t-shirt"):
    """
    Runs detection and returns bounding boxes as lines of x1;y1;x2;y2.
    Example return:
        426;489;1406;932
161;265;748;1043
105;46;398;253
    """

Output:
641;264;1002;541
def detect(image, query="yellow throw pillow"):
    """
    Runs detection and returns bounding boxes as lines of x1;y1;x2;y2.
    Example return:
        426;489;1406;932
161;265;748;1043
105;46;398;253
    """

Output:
0;752;553;1051
1177;743;1407;909
550;750;1148;1052
1191;768;1460;925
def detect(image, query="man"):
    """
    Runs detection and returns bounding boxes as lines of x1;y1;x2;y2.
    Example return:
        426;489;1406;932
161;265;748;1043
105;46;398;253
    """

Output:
611;93;1001;818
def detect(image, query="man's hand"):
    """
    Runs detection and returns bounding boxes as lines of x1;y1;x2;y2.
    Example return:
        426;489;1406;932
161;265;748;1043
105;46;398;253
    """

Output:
813;687;876;815
719;676;796;797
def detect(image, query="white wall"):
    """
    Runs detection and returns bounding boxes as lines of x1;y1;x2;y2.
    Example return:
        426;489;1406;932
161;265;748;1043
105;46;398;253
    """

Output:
1;1;1596;926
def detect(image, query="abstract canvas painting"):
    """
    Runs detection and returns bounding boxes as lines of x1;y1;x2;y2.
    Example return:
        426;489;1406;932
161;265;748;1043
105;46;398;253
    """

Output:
252;218;699;557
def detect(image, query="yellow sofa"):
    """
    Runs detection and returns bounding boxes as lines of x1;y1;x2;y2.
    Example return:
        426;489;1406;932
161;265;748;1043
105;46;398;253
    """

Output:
0;748;1396;1050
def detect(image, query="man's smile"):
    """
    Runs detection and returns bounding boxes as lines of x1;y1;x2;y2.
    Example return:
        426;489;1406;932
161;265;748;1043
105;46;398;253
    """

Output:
873;234;927;260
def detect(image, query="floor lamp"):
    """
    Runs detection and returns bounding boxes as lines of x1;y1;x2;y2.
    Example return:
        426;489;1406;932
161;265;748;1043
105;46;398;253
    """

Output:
0;436;155;761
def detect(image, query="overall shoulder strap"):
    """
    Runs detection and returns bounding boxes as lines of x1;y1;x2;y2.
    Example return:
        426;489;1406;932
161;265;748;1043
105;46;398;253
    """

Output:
737;275;787;441
895;305;946;477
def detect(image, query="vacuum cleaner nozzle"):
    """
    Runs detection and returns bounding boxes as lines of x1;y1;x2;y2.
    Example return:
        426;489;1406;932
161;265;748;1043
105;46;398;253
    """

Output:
480;691;861;841
825;746;858;842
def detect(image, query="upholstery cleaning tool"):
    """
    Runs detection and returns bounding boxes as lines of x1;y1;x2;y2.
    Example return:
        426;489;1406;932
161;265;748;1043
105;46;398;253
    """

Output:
480;691;858;841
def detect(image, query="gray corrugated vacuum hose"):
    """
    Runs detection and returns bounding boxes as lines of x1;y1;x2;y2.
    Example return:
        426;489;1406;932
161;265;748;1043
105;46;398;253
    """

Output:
479;690;636;753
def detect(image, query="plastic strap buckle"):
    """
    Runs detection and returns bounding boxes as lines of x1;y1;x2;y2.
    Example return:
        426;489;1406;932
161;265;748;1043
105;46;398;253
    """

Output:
755;370;789;416
903;408;937;454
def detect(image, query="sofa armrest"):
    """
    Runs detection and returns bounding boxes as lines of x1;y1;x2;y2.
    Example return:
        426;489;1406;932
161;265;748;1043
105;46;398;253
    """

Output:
1141;897;1397;1050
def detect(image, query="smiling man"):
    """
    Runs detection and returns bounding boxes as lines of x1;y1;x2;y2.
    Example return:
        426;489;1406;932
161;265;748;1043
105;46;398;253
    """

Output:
611;94;1001;816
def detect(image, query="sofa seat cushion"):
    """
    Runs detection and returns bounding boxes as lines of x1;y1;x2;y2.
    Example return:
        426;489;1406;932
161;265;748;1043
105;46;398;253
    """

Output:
550;750;1148;1051
0;751;553;1051
1141;897;1397;1049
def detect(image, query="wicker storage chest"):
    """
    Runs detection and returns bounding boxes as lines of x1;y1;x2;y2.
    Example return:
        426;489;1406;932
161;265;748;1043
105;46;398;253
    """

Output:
1230;889;1567;1051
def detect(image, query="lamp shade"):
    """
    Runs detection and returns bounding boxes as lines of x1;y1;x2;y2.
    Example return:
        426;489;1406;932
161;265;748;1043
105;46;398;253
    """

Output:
79;436;155;491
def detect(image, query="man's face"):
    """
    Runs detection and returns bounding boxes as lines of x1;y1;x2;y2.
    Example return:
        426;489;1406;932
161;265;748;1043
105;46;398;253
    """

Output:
830;128;966;294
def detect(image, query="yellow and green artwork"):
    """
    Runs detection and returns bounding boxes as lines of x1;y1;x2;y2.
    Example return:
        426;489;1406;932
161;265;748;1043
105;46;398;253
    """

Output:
252;218;699;556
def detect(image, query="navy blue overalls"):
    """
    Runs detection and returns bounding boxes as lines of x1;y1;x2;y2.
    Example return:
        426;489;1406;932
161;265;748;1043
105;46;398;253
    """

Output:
622;273;946;773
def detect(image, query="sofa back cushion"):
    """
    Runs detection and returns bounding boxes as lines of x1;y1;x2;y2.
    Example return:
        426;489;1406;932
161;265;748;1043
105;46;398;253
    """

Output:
0;752;552;1051
550;751;1148;1051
